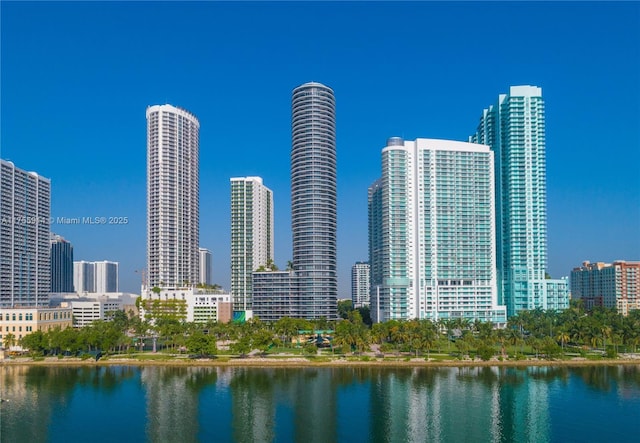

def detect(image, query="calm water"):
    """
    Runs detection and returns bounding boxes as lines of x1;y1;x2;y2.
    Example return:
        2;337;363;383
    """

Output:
1;364;639;443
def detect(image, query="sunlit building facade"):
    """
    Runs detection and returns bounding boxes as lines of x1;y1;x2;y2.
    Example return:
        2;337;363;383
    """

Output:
199;247;212;286
146;104;200;289
369;138;506;324
470;85;568;315
0;160;51;308
351;262;370;308
230;177;274;311
571;261;640;315
291;82;338;319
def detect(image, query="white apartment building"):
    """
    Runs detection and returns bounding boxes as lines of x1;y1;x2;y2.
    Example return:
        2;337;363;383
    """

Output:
140;287;232;324
147;104;200;289
230;177;274;311
0;160;51;308
351;262;370;308
369;138;506;324
199;247;212;286
73;261;118;293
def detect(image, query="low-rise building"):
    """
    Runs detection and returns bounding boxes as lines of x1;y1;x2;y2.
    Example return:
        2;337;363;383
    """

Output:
0;306;73;345
59;297;123;328
545;277;570;311
140;287;232;323
252;271;298;322
571;261;640;315
50;292;139;317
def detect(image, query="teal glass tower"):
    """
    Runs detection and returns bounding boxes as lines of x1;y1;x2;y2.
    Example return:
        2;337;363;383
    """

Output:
471;86;565;316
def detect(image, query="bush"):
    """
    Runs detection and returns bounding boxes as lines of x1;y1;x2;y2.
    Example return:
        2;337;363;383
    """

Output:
477;344;495;361
605;348;618;359
302;343;317;355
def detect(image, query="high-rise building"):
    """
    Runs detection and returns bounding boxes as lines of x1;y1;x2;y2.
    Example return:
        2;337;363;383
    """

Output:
470;85;568;316
73;260;118;293
368;138;506;324
74;261;95;293
290;82;337;319
351;262;370;308
199;247;212;286
50;234;74;293
146;104;200;289
0;160;51;308
95;261;118;293
571;261;640;316
230;177;274;311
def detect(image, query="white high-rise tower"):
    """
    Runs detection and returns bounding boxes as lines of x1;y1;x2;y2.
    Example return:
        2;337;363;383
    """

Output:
146;104;200;289
369;138;506;324
0;160;51;307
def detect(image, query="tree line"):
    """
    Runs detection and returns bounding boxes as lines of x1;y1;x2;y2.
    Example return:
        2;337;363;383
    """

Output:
4;301;640;361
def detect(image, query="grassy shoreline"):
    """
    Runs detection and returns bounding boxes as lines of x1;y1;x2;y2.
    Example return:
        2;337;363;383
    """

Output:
2;355;639;368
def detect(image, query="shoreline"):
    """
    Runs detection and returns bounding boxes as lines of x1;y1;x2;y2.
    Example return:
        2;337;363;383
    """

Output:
2;356;639;369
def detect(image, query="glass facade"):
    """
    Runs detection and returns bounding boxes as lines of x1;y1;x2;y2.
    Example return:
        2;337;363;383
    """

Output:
230;177;274;311
470;86;567;316
369;138;506;324
291;82;337;319
0;160;51;308
50;234;74;293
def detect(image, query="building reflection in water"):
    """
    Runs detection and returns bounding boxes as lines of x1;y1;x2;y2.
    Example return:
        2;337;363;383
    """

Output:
228;367;338;443
141;366;217;443
3;364;639;442
367;366;557;443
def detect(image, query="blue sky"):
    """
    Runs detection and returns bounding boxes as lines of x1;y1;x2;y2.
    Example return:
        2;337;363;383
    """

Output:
2;1;639;296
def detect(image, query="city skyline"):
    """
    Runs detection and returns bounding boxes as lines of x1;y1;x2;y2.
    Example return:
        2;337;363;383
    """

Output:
2;2;638;296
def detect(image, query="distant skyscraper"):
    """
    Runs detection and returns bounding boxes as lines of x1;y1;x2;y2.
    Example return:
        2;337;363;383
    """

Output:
95;261;118;292
291;82;337;319
470;85;567;315
50;234;73;293
74;261;95;293
230;177;274;311
351;262;370;308
146;104;200;288
73;260;118;293
0;160;51;308
369;138;506;324
199;247;212;286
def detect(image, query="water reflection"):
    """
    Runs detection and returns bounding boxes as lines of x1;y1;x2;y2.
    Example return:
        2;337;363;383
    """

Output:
1;364;639;442
141;366;217;443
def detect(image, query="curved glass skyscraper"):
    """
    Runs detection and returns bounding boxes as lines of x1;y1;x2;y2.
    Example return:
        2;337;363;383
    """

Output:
291;82;337;319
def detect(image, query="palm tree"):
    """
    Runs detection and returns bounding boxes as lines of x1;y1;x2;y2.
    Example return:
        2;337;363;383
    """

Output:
507;328;523;357
556;329;570;354
3;332;16;350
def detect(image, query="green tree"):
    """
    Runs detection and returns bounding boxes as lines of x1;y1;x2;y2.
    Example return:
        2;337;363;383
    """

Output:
20;331;47;355
337;299;354;319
